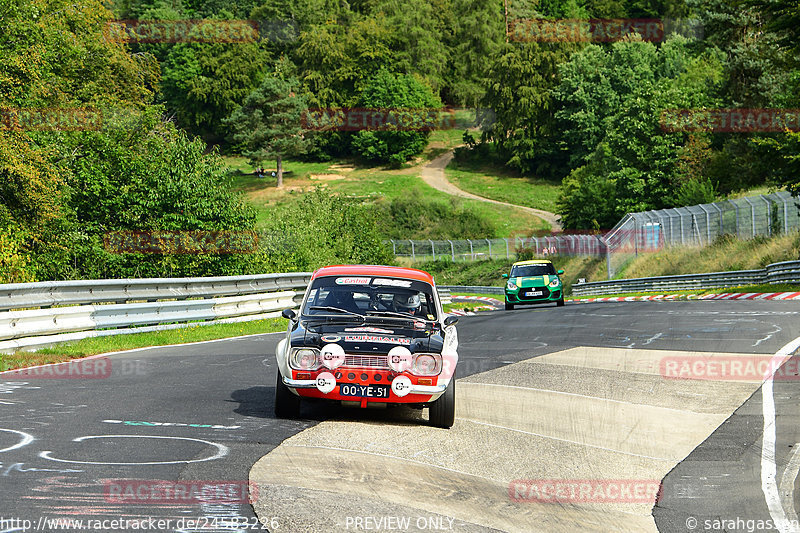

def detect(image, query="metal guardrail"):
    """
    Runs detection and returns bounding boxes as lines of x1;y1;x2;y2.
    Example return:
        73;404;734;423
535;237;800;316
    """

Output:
441;285;505;296
572;260;800;296
0;273;312;312
0;273;460;353
437;288;452;305
0;273;312;353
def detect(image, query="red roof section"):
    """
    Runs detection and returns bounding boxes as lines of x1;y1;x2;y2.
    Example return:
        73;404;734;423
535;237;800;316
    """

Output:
311;265;435;285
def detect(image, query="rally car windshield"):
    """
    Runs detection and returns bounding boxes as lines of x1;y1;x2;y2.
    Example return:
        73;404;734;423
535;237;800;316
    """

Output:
510;264;556;277
301;276;438;321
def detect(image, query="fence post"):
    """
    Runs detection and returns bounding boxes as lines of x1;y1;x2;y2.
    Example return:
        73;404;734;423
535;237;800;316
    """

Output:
730;200;740;238
782;193;789;234
712;202;723;235
409;239;415;261
486;238;492;259
505;238;509;258
448;240;454;261
429;239;435;261
761;195;772;237
743;197;756;238
469;239;474;260
391;240;396;255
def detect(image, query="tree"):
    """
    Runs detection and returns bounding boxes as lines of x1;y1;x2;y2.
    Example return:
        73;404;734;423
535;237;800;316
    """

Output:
479;42;573;177
160;31;269;143
350;69;442;167
225;75;308;187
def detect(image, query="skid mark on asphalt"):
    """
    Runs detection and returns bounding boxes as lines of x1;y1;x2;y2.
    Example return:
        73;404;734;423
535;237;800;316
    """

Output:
249;347;766;532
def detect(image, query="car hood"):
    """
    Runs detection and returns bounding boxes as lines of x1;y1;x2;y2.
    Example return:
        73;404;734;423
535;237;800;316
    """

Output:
291;320;444;354
512;275;556;288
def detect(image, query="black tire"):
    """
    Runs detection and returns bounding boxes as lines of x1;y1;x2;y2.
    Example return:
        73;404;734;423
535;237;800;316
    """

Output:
429;375;456;428
557;297;565;307
505;301;515;311
274;371;301;418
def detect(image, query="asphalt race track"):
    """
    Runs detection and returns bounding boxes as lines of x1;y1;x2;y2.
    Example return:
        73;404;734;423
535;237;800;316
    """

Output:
1;300;800;533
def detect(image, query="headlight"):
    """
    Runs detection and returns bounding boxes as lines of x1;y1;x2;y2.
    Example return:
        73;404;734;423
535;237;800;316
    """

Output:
412;353;442;376
549;279;561;288
506;281;517;290
290;348;320;370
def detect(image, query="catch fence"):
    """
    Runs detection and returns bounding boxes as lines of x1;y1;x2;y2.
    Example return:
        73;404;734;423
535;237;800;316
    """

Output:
391;191;800;279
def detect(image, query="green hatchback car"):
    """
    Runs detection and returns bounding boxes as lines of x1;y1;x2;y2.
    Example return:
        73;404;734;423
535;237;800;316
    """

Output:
502;259;565;310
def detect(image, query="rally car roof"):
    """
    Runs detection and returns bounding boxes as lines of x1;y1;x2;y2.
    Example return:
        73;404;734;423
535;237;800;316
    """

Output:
311;265;436;285
512;259;554;266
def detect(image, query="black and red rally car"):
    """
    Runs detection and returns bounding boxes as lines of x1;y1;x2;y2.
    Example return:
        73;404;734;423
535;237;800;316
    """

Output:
274;265;459;428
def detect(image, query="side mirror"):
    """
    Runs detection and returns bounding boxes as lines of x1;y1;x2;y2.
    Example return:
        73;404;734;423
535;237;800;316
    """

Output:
281;308;297;321
501;274;508;278
557;270;564;275
443;315;459;327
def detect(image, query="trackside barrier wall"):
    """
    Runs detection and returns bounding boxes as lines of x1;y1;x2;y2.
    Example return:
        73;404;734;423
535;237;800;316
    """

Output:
572;260;800;296
0;274;457;353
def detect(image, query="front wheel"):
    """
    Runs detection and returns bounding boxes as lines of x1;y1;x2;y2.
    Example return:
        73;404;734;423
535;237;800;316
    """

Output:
429;375;455;428
505;300;515;310
274;371;301;418
557;297;565;307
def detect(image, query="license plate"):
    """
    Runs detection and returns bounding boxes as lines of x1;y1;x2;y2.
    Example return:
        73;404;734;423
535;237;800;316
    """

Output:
339;384;391;398
525;290;543;297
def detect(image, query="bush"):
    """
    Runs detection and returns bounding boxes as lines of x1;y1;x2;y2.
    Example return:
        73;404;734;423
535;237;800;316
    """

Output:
376;192;496;239
259;188;395;271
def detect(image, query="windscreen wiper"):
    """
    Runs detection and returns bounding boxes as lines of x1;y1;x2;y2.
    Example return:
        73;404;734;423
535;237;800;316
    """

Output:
365;310;428;321
307;306;365;320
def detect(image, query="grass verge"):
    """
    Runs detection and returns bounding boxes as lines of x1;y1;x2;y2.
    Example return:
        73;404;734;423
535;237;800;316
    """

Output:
0;318;287;372
445;157;561;213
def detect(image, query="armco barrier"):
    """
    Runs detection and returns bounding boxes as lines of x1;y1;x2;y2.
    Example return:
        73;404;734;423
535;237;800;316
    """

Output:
0;273;312;353
0;273;457;353
441;285;505;296
572;260;800;296
0;273;311;312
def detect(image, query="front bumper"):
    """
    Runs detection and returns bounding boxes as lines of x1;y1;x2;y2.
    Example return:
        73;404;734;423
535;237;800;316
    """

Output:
505;287;562;304
281;367;449;403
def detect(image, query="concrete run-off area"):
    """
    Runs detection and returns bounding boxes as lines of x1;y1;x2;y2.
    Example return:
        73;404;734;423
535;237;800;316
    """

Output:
250;346;769;532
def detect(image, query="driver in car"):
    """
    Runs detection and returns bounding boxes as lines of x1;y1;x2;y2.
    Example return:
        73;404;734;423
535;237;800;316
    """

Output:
392;292;424;316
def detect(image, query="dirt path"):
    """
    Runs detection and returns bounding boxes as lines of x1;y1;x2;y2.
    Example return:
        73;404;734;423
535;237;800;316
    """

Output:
419;150;563;232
